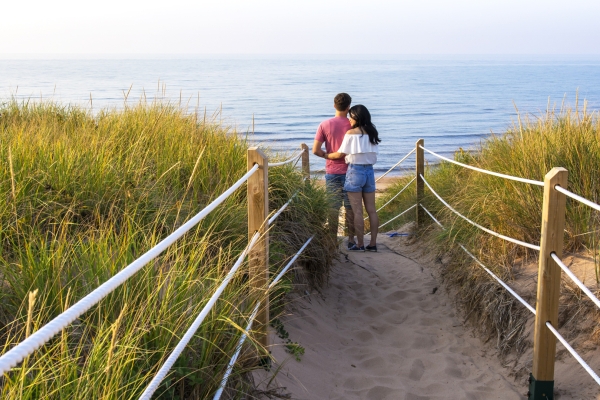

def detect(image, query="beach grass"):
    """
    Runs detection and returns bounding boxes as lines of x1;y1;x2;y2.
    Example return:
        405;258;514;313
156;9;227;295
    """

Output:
0;99;334;399
377;101;600;354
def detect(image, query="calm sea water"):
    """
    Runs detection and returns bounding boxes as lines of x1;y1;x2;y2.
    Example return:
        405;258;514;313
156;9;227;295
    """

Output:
2;56;600;175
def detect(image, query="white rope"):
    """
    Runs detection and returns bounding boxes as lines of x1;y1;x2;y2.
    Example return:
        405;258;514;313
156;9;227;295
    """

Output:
545;321;600;386
139;232;261;400
421;200;600;388
419;204;444;228
555;184;600;213
0;164;260;376
269;236;314;289
366;178;416;220
371;204;417;234
419;204;536;314
420;146;544;187
375;148;415;182
213;234;314;398
268;149;305;168
212;302;260;400
421;174;540;251
551;252;600;310
459;245;537;315
268;191;299;225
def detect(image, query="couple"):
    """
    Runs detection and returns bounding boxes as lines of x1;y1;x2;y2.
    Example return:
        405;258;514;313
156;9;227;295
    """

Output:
313;93;380;252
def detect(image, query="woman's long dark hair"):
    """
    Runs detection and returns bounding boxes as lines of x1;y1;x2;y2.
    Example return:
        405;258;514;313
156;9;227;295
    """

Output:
348;104;381;145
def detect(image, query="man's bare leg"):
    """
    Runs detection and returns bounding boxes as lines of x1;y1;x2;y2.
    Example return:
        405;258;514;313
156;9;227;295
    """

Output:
329;207;340;242
345;206;356;244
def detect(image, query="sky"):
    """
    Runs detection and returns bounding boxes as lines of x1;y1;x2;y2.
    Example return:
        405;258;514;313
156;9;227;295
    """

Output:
2;0;600;56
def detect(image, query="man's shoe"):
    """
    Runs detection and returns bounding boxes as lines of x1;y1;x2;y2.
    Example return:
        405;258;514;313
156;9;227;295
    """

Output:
347;241;357;250
366;245;378;252
348;244;365;252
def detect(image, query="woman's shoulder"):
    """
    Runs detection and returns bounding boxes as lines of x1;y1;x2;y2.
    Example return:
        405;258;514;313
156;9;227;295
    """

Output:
345;127;363;135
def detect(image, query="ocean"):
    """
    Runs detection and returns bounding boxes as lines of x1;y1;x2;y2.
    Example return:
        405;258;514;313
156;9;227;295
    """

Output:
2;56;600;175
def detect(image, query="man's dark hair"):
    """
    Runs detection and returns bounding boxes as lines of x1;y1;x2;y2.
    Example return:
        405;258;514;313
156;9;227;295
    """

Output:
334;93;352;111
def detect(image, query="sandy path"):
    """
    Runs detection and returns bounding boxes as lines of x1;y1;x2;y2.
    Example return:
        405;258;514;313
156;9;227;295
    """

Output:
254;235;524;399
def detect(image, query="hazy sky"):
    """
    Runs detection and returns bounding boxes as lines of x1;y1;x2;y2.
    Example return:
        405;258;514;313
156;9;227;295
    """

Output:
2;0;599;56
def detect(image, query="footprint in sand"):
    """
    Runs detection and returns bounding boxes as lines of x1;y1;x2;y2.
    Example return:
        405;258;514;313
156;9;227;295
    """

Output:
364;385;395;400
361;305;382;317
359;356;386;369
354;330;374;342
385;289;409;301
408;359;425;381
419;317;439;326
444;355;466;378
255;235;525;400
342;375;373;391
413;335;435;349
405;393;431;400
388;301;410;310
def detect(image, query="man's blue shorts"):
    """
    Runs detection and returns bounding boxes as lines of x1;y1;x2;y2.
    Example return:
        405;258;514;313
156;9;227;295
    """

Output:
344;164;376;193
325;173;351;209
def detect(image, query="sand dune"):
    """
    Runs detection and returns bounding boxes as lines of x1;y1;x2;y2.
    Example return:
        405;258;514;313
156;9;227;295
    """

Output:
253;235;525;399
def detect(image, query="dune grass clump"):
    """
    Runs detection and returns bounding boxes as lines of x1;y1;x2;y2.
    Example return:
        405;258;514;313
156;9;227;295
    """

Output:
377;103;600;355
0;99;334;399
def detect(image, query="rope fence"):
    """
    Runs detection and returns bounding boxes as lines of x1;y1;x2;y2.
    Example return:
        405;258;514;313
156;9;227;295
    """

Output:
418;203;536;314
420;145;544;186
268;149;306;168
366;177;415;220
213;235;314;400
375;148;415;182
545;321;600;386
419;201;600;389
420;174;541;251
0;143;318;400
0;164;260;375
377;139;600;397
140;232;261;400
6;133;600;398
269;236;315;290
212;303;260;400
550;252;600;310
370;204;416;235
555;184;600;213
268;190;299;225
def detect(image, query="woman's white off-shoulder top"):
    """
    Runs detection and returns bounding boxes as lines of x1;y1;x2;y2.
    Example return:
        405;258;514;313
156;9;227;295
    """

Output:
337;132;379;165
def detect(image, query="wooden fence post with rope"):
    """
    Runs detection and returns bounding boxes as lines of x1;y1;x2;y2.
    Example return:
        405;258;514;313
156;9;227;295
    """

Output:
247;147;269;348
416;139;425;228
529;167;568;400
301;143;310;181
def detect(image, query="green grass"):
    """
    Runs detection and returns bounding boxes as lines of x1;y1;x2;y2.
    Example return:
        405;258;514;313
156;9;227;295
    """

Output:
377;102;600;354
0;99;334;399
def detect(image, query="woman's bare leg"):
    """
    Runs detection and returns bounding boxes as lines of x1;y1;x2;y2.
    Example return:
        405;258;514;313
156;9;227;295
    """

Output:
347;192;364;247
345;206;356;244
363;192;378;247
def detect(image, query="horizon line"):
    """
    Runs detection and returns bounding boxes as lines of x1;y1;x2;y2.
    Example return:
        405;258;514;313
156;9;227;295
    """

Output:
2;53;600;60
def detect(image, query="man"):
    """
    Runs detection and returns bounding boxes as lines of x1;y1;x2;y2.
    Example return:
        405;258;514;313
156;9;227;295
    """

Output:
313;92;356;248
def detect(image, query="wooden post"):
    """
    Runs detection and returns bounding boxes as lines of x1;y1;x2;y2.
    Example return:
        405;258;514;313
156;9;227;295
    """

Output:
416;139;425;227
247;147;269;348
300;143;310;181
529;167;568;400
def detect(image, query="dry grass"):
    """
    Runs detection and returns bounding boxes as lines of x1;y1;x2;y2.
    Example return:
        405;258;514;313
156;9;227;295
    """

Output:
0;98;335;399
377;101;600;358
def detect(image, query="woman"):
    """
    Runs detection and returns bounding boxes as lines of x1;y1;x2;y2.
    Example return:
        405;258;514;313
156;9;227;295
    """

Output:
324;104;380;251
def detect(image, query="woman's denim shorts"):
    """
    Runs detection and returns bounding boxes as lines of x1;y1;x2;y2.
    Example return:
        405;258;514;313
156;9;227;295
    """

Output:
344;164;376;193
